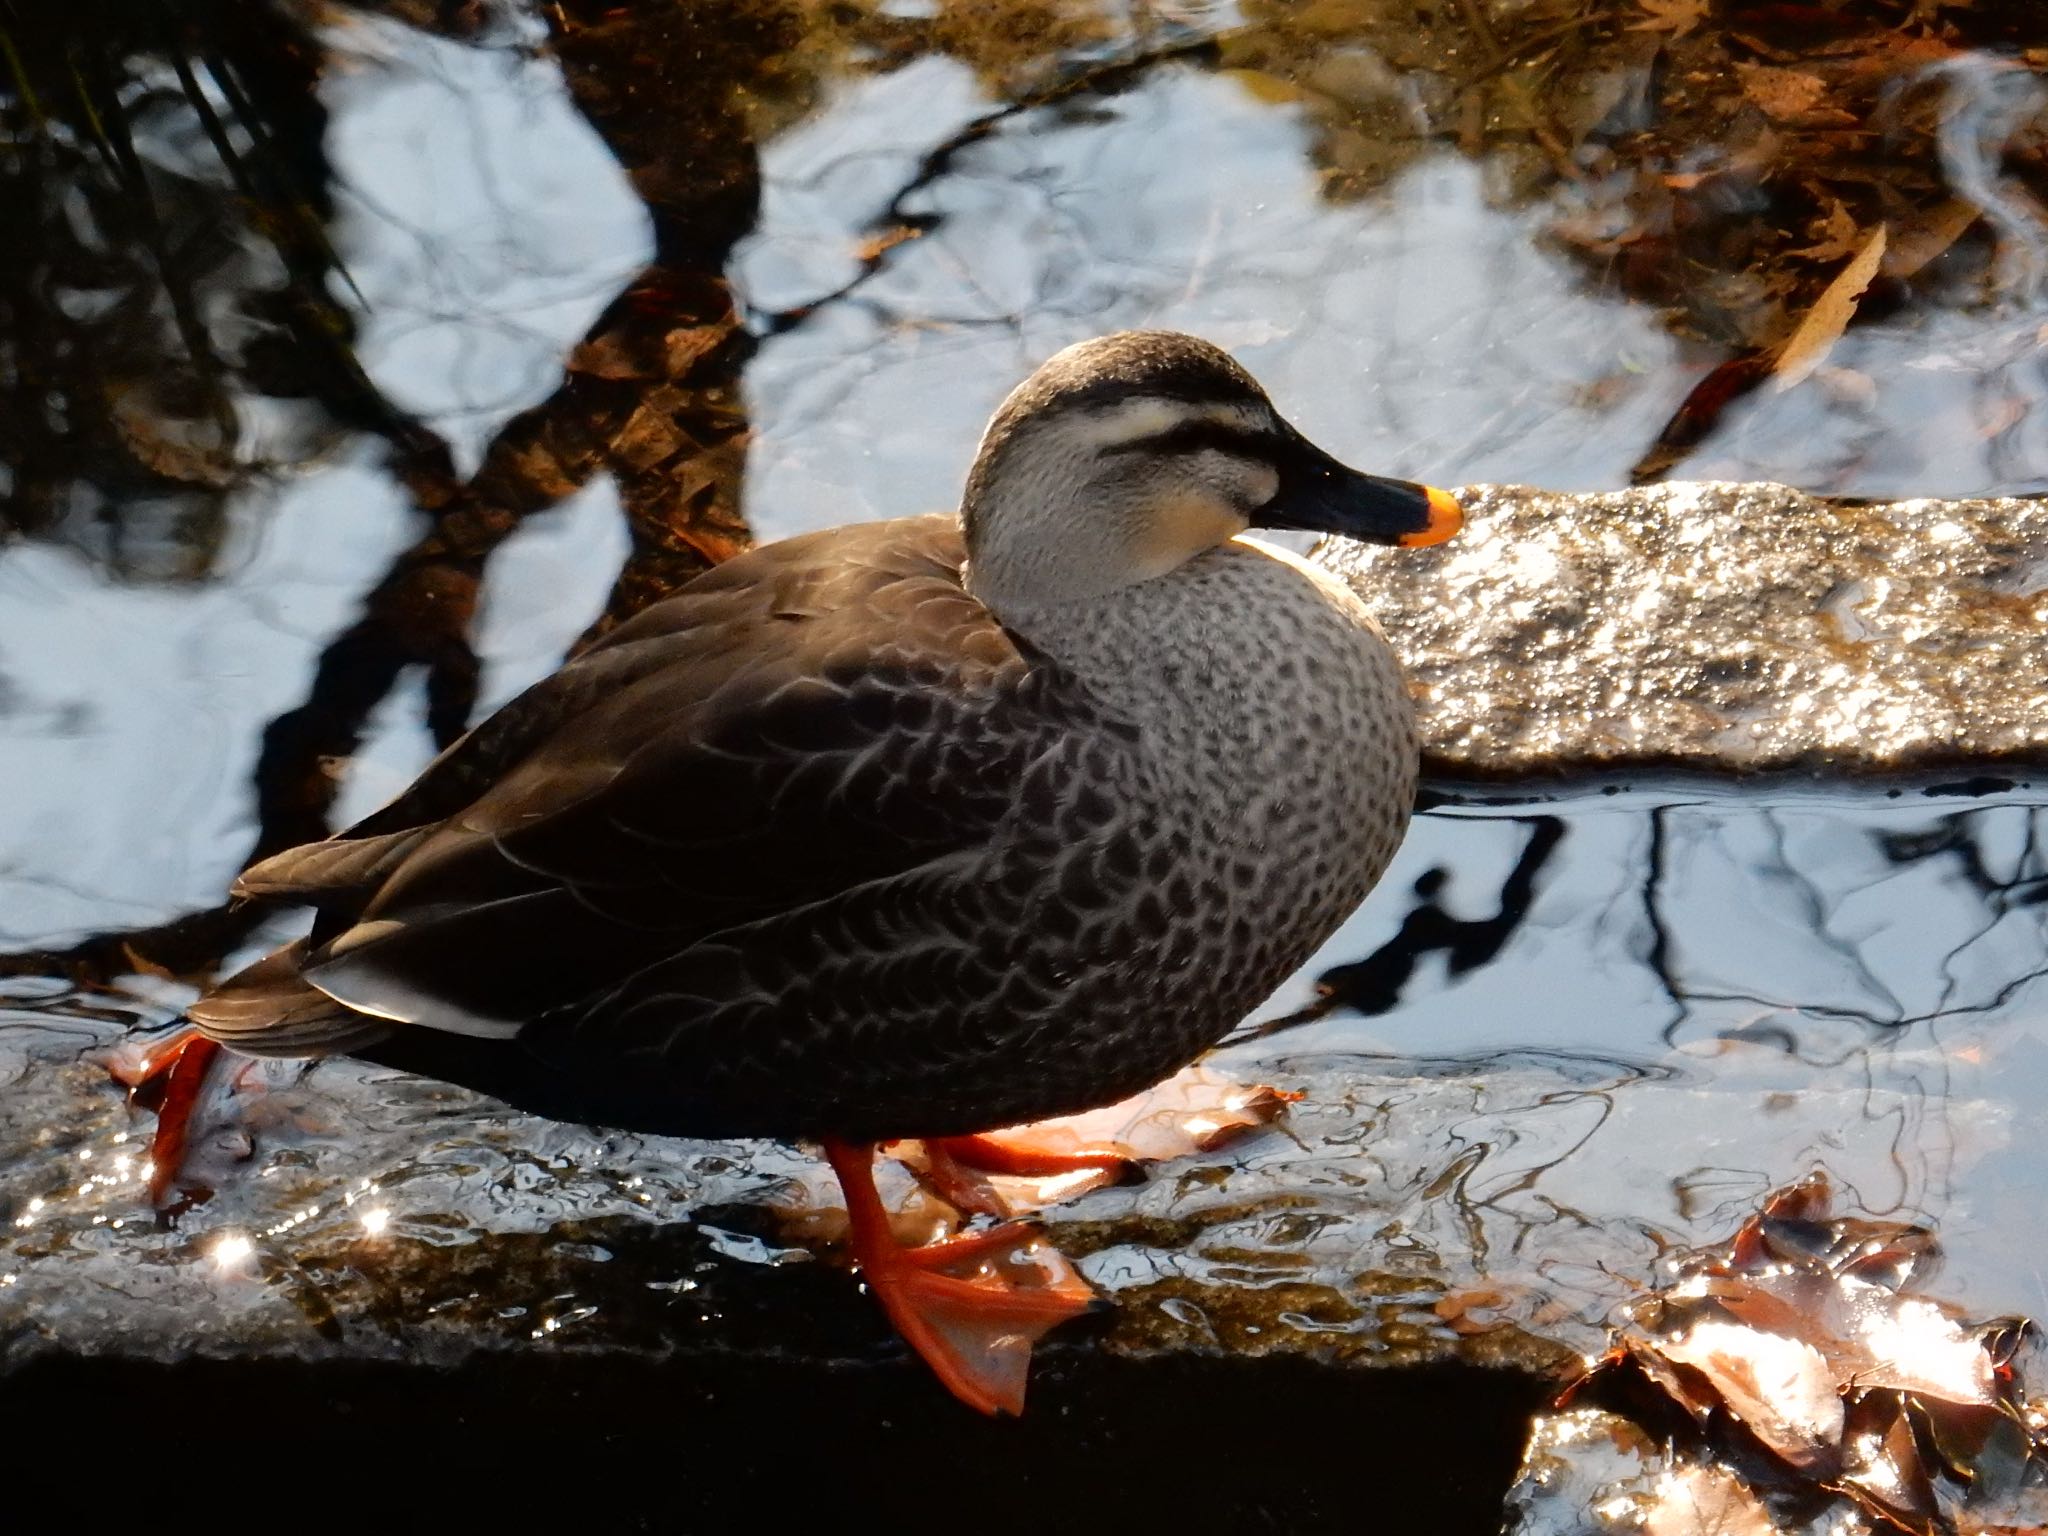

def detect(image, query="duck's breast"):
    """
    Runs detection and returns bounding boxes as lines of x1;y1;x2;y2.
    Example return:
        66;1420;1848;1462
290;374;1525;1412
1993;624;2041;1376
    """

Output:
1022;538;1419;1041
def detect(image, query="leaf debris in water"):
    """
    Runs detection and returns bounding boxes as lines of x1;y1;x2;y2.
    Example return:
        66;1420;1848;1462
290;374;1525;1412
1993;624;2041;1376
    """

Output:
1520;1174;2048;1536
1774;226;1888;392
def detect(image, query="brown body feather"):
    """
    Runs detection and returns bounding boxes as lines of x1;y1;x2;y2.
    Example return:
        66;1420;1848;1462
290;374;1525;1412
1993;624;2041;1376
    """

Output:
189;335;1426;1144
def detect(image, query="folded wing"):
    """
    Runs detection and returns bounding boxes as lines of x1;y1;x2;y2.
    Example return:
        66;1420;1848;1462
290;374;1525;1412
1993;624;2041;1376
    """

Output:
195;517;1139;1061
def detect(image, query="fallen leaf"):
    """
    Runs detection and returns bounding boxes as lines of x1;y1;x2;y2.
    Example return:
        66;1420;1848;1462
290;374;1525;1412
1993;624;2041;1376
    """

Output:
662;324;727;378
106;388;240;489
853;224;922;263
1736;62;1829;122
1980;395;2030;440
1632;350;1774;482
1658;1317;1846;1466
1884;199;1981;281
893;1064;1297;1214
1838;1395;1944;1534
1794;197;1861;263
971;1066;1295;1167
612;401;691;471
1436;1284;1526;1335
1774;224;1887;391
1642;1462;1779;1536
568;330;655;380
1630;0;1706;37
1814;365;1876;407
1560;1179;2045;1535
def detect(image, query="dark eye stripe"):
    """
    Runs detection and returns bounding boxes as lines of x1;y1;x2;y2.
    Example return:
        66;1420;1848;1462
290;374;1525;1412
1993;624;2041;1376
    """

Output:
1103;419;1279;461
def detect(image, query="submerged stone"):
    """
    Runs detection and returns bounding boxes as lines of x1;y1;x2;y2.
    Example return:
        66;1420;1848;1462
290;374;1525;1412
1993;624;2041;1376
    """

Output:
1323;482;2048;777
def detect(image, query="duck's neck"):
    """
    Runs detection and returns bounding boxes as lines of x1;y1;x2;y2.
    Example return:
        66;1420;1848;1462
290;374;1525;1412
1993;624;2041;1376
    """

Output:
991;542;1285;724
960;514;1142;621
960;475;1245;622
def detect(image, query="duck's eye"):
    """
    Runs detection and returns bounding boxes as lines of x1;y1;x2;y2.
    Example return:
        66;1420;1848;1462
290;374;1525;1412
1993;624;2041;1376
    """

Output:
1103;417;1276;462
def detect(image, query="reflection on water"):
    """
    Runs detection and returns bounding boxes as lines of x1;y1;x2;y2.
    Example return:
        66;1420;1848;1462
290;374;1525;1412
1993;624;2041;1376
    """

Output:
742;115;1690;530
1228;784;2048;1331
1;0;2047;1379
323;11;653;471
8;1;2045;595
4;780;2046;1368
734;5;2048;513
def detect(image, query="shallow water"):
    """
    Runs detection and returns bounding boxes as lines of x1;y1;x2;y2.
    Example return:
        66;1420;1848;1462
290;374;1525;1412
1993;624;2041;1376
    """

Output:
3;778;2043;1372
2;0;2046;1414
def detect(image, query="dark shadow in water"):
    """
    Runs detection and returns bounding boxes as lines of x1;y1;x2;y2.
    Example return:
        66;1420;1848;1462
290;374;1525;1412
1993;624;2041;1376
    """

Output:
752;31;1227;337
1637;798;2048;1054
0;1;464;980
1881;804;2048;1029
1238;814;1565;1043
0;2;454;566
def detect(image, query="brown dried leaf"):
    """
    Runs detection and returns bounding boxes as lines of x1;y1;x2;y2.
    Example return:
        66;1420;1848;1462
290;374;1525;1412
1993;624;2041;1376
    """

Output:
1630;0;1706;38
568;330;656;381
1436;1285;1528;1336
501;439;584;501
1774;225;1887;391
1980;395;2030;441
106;389;240;489
662;324;726;379
898;1064;1297;1212
1736;62;1829;123
1642;1462;1779;1536
1658;1317;1845;1466
1885;199;1981;281
1839;1395;1944;1534
1632;350;1774;483
853;224;922;263
1794;198;1861;263
612;401;689;470
1844;1292;1998;1405
989;1065;1294;1166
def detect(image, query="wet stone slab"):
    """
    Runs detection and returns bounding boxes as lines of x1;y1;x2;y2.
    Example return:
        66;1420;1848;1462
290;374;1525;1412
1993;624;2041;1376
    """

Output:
1325;482;2048;777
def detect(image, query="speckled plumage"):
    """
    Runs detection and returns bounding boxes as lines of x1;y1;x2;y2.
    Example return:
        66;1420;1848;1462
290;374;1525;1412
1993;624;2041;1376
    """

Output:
189;332;1433;1146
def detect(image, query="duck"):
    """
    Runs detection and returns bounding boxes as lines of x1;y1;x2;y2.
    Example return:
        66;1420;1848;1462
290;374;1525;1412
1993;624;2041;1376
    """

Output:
162;330;1460;1413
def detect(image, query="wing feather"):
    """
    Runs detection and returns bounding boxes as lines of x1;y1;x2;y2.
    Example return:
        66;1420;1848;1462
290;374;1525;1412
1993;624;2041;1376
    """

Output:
198;517;1141;1063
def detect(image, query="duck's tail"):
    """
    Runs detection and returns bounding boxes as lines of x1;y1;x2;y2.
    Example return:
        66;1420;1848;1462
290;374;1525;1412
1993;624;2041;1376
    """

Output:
188;940;395;1058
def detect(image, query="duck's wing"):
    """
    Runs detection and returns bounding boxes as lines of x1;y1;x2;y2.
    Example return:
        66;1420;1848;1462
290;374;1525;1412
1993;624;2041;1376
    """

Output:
235;519;946;905
200;516;1138;1048
235;640;712;902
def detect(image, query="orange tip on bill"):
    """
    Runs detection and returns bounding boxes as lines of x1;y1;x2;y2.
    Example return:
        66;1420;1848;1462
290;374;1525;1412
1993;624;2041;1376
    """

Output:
1398;486;1463;548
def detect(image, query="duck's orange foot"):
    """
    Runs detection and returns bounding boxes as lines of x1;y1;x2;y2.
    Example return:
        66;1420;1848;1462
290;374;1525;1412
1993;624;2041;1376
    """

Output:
114;1027;224;1213
931;1133;1138;1181
905;1068;1302;1216
907;1134;1138;1223
822;1138;1099;1416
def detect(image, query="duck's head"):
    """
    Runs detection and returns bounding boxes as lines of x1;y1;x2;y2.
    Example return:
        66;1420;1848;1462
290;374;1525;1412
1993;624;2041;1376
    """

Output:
960;330;1461;618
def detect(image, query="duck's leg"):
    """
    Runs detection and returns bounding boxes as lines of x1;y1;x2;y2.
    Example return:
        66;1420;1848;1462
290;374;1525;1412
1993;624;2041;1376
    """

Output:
928;1134;1136;1182
129;1027;224;1208
919;1078;1301;1198
820;1137;1099;1416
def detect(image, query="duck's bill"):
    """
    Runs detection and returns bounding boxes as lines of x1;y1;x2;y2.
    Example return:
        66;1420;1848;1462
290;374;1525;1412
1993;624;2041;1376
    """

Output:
1257;443;1463;548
